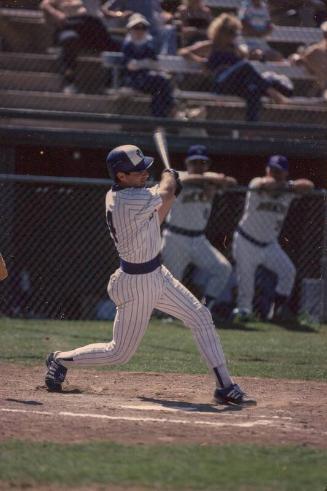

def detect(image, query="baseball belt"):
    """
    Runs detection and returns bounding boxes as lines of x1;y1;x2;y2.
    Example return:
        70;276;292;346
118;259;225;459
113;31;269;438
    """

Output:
166;224;205;237
120;254;161;274
237;226;271;247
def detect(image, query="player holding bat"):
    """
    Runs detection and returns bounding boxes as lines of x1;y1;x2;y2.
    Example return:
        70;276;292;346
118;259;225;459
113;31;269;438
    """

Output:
161;143;236;313
45;144;256;406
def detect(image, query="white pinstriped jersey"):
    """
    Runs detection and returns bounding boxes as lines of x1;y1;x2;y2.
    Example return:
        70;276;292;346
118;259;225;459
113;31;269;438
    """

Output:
105;185;162;263
239;178;295;242
165;171;212;231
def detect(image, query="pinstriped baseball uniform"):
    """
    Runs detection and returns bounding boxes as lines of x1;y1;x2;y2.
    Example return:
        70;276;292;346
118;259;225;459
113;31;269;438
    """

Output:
55;182;232;388
161;170;231;301
233;177;296;314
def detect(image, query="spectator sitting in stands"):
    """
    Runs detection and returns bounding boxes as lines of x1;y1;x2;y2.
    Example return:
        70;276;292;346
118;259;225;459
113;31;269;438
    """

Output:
103;0;178;54
238;0;283;61
179;13;290;121
175;0;213;47
121;13;175;118
289;20;327;99
268;0;327;27
40;0;121;94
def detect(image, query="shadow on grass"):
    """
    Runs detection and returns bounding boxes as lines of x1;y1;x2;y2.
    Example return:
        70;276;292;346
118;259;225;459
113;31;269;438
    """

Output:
216;321;261;331
269;319;319;333
139;396;243;413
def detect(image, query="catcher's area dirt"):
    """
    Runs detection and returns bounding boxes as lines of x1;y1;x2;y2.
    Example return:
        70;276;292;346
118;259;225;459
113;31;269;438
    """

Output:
1;363;326;449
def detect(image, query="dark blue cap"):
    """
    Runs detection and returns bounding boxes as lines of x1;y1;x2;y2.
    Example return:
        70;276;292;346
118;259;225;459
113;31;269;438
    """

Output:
186;144;210;163
106;145;154;178
267;155;289;171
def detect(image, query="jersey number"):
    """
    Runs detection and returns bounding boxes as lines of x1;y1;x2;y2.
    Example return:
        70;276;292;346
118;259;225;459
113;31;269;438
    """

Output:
106;210;118;244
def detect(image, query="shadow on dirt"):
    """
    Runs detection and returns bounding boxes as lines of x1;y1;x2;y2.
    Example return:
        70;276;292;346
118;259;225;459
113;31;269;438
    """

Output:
139;396;243;413
6;398;43;406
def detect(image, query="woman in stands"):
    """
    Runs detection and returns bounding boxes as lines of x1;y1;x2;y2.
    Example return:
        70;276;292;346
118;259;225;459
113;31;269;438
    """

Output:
179;13;290;121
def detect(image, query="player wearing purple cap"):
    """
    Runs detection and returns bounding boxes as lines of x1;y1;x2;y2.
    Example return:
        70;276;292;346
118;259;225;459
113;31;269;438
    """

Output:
232;155;314;322
44;144;256;406
161;144;237;313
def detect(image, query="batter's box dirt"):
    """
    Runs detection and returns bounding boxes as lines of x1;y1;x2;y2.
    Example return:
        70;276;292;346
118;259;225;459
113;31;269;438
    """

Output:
0;363;326;448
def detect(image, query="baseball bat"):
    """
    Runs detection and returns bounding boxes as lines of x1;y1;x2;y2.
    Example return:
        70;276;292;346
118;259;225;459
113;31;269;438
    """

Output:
154;127;171;170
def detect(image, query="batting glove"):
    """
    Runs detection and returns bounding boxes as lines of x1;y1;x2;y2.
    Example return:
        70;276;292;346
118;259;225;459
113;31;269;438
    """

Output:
163;169;183;197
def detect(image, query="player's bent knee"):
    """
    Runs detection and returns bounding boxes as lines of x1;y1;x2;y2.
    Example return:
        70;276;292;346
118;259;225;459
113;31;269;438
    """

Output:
106;343;135;365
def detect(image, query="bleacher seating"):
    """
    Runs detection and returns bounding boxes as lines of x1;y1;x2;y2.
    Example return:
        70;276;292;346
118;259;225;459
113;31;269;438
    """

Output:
0;7;323;53
0;8;53;52
0;5;326;131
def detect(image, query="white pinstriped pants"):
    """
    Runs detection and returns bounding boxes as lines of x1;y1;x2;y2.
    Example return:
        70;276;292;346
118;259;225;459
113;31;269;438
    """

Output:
57;266;231;386
233;232;296;313
161;230;232;300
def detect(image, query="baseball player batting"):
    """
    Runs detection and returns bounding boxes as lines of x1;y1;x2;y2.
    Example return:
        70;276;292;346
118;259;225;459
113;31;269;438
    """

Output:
232;155;314;322
161;144;236;313
45;144;256;406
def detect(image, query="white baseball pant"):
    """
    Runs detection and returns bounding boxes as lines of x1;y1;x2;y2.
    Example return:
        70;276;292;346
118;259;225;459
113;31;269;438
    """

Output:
161;231;232;300
56;266;232;388
233;231;296;313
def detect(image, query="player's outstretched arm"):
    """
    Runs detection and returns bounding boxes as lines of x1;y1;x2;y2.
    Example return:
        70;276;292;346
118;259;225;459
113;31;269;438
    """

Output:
289;179;315;193
203;172;238;187
252;176;283;190
157;171;177;224
181;173;237;187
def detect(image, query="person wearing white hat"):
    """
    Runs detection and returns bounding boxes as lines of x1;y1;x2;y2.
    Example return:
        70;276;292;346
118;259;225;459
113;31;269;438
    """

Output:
121;13;175;118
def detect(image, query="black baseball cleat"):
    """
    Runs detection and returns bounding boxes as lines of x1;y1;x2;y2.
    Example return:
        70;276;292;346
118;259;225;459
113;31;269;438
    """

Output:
213;383;257;406
45;352;67;392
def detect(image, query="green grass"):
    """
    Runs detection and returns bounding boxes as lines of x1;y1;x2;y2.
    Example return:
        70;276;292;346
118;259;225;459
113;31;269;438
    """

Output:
0;316;326;380
0;441;326;491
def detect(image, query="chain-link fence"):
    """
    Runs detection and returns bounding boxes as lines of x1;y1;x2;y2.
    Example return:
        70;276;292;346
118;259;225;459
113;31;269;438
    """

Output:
0;174;326;323
0;2;327;126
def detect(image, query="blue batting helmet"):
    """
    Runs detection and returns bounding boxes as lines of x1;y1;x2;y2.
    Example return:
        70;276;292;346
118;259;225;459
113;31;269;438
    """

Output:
267;155;289;172
106;145;154;179
185;144;210;163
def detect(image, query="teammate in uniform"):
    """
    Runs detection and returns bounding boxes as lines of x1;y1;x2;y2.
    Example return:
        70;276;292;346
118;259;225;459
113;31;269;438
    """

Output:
161;144;236;312
45;144;256;405
232;155;314;321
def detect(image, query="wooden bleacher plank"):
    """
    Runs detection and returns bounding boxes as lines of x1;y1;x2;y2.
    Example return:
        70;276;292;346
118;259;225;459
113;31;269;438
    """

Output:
205;0;239;10
0;51;315;83
101;52;315;85
0;69;62;92
0;52;59;72
0;0;40;8
0;88;325;125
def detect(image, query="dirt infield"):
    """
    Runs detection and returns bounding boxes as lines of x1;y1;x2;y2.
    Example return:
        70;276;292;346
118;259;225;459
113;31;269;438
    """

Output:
0;363;326;448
